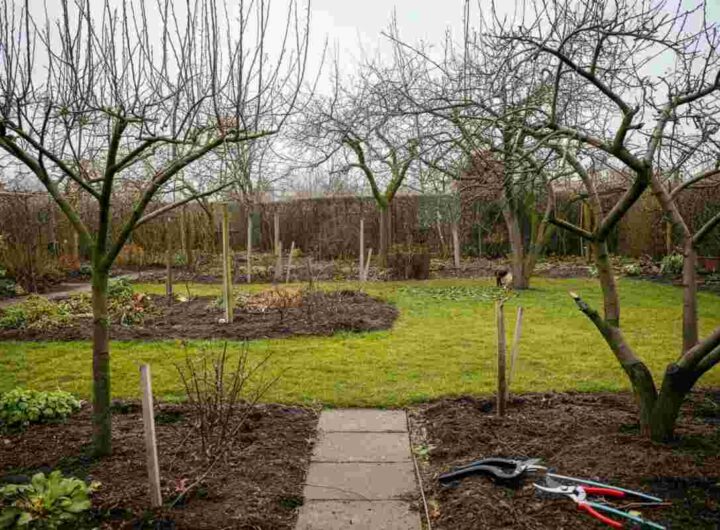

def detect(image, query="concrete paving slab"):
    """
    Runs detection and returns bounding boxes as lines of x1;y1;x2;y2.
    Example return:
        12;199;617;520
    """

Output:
318;409;407;432
311;432;411;462
304;462;417;500
295;500;420;530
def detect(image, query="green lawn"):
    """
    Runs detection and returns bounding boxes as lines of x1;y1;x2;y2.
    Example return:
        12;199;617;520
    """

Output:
1;278;719;406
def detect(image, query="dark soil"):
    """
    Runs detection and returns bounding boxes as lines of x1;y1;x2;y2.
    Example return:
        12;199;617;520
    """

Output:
0;290;398;341
408;391;720;529
0;402;318;529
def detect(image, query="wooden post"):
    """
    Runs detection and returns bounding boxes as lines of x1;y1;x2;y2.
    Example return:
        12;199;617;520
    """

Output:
140;364;162;508
496;301;507;416
452;222;461;269
359;218;365;282
246;213;252;284
365;248;373;280
274;241;283;283
506;307;524;402
286;241;295;283
274;212;280;256
221;204;233;323
180;206;189;269
165;218;173;302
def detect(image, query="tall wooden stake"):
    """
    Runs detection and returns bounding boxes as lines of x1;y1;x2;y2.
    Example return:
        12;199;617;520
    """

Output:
359;218;365;282
140;364;162;508
246;213;252;284
274;212;280;256
165;218;173;302
506;307;524;402
274;241;283;283
221;204;233;323
286;241;295;283
365;248;373;280
452;222;461;269
496;301;507;416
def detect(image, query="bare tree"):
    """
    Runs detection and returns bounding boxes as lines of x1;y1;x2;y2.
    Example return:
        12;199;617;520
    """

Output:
299;62;420;262
494;0;720;439
0;0;311;455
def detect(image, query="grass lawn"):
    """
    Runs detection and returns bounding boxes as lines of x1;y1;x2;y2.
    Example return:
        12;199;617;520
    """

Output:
1;278;719;407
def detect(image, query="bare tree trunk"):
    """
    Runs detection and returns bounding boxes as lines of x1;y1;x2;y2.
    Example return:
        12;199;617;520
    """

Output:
503;207;529;289
165;220;173;302
379;206;391;266
91;267;111;456
452;222;461;269
650;364;700;441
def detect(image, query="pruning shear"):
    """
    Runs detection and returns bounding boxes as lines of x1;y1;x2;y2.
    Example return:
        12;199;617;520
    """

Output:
534;483;666;529
439;457;546;483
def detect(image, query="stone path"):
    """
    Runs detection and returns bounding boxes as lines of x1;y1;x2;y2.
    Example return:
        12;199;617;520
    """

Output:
295;409;421;530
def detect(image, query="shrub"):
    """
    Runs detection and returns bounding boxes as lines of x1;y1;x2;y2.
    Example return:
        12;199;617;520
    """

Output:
0;296;70;331
0;389;81;429
387;244;431;280
0;471;98;529
107;278;134;300
660;253;684;275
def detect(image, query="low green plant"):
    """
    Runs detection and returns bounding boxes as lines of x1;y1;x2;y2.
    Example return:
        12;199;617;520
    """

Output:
660;253;684;275
0;297;70;331
0;269;17;298
0;389;81;429
0;471;98;529
107;278;134;300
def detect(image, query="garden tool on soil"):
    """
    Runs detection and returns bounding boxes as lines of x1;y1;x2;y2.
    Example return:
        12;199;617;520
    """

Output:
438;457;546;483
534;482;666;530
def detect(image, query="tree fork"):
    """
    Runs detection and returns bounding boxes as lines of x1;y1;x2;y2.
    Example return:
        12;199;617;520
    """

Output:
650;363;700;441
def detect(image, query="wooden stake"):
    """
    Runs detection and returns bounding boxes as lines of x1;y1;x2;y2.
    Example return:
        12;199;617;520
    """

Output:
359;218;365;282
506;307;524;402
140;364;162;508
165;218;173;302
286;241;295;283
365;248;373;280
274;241;283;283
274;212;280;256
246;213;252;284
496;301;507;416
452;222;461;269
221;204;233;323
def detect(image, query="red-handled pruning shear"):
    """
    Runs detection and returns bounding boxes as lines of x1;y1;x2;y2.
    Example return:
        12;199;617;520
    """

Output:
533;483;666;529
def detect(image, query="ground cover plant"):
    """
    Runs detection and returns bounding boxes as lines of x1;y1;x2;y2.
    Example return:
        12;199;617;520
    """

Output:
0;389;81;430
1;278;719;406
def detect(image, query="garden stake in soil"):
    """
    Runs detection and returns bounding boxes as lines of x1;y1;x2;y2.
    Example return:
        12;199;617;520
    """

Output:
496;300;507;416
286;241;295;283
221;203;233;323
140;364;162;508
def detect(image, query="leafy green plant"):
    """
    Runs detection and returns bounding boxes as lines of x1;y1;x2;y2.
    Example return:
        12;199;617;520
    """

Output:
0;471;98;529
660;253;684;275
398;285;510;303
0;268;17;298
0;297;70;331
0;389;81;429
107;278;134;300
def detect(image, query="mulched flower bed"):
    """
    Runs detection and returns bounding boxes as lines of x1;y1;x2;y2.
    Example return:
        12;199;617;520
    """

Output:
0;403;318;529
0;290;398;341
408;391;720;529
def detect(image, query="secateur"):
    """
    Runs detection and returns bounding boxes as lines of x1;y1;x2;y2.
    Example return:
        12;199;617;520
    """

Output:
438;457;666;529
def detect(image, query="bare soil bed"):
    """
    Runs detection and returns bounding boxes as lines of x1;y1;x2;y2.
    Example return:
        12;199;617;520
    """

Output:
0;290;398;341
409;391;720;529
0;403;317;529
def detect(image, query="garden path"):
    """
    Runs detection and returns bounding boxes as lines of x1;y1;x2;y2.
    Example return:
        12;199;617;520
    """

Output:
295;409;422;530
